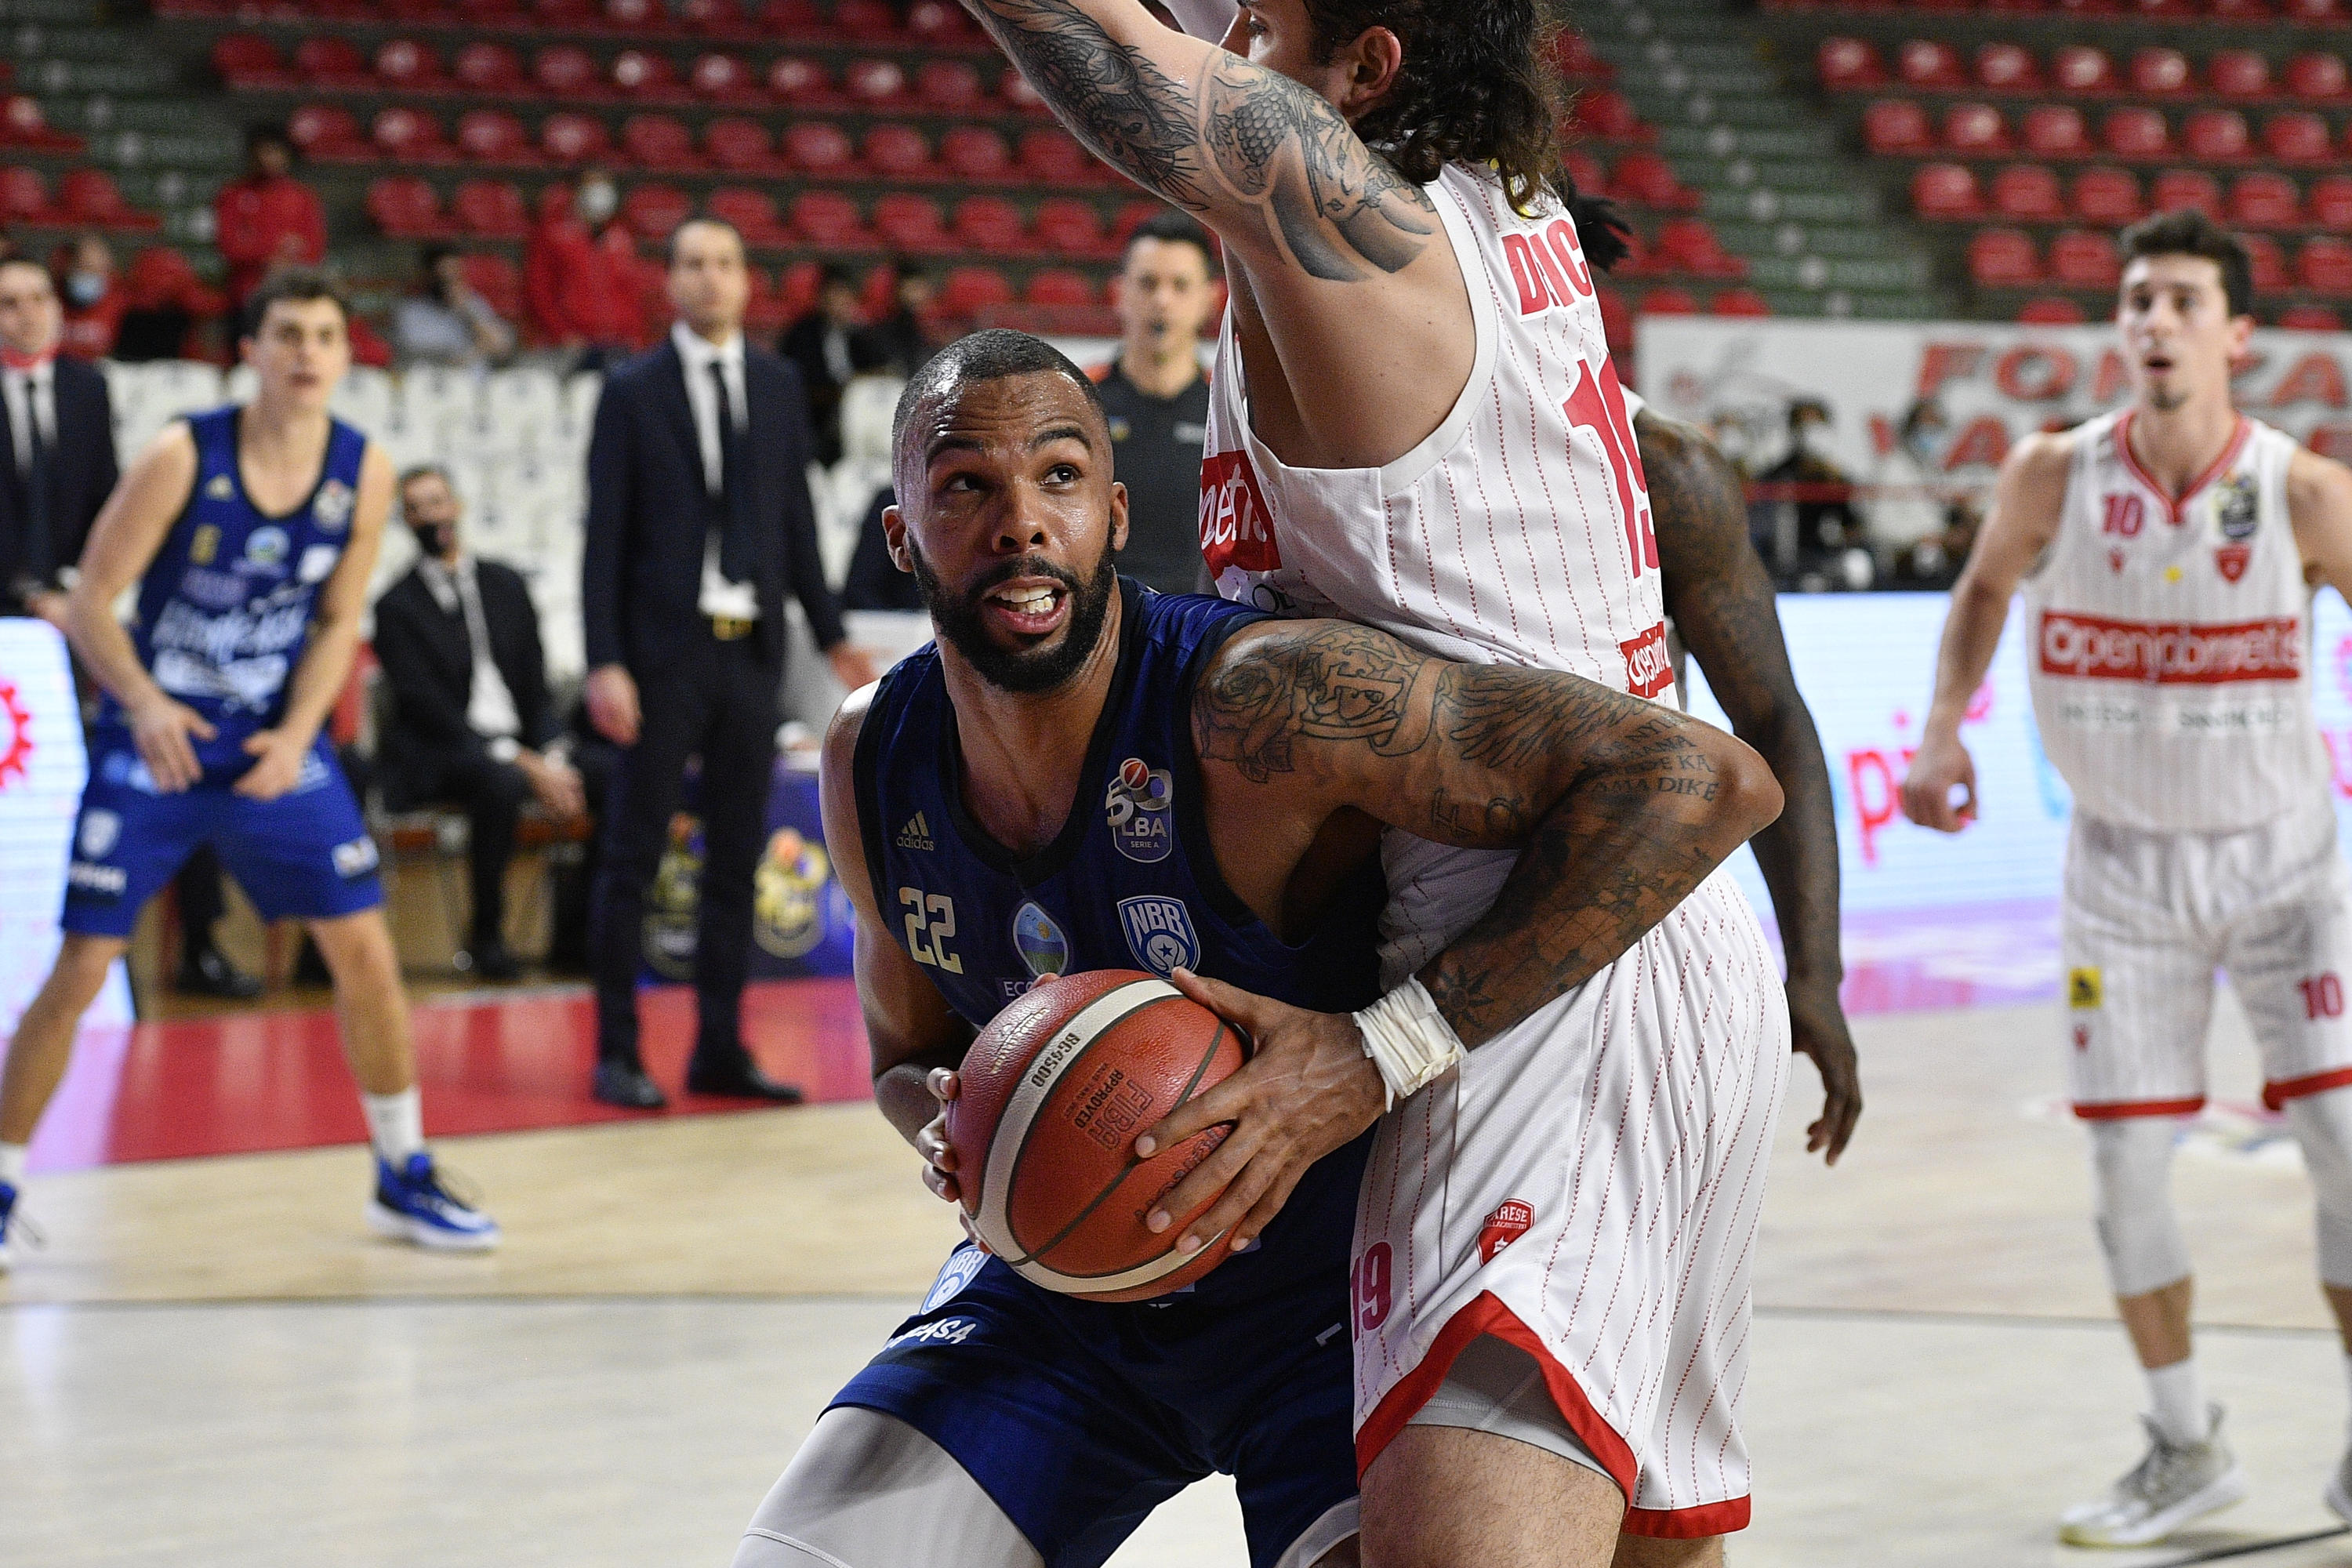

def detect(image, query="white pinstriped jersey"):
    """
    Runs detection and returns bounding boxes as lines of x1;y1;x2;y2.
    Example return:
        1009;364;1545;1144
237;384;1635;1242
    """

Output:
2024;408;2325;833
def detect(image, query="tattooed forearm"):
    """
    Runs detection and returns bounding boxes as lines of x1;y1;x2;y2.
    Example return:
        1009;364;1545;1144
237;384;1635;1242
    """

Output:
962;0;1437;281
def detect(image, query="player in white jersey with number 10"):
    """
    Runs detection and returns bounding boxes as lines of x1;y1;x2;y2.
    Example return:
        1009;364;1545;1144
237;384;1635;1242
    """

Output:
1904;210;2352;1548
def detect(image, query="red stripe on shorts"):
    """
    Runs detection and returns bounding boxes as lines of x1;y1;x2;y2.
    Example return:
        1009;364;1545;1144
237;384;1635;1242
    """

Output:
2263;1065;2352;1111
2072;1096;2207;1120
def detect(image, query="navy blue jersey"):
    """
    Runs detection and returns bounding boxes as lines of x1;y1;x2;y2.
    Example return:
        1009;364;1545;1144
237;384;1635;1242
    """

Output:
111;405;368;770
855;579;1384;1305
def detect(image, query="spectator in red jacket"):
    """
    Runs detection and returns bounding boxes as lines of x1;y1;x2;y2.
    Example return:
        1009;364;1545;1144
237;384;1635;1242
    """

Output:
54;234;123;360
523;170;647;368
213;125;326;312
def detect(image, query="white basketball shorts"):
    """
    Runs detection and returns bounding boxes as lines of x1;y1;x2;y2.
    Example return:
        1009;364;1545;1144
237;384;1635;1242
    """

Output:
1348;870;1788;1537
2064;794;2352;1118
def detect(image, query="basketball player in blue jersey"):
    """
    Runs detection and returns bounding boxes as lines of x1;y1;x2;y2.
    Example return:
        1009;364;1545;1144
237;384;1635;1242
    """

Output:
0;270;496;1265
729;330;1782;1568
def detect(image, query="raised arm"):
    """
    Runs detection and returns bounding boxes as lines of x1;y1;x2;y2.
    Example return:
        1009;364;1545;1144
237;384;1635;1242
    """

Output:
1644;408;1860;1164
1899;431;2071;833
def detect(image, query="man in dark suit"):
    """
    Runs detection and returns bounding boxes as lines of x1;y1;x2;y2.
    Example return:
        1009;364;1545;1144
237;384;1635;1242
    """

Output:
777;265;862;467
581;219;876;1110
373;465;585;982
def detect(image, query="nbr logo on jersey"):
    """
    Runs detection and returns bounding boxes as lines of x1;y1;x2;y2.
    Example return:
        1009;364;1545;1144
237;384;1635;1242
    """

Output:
1118;896;1200;979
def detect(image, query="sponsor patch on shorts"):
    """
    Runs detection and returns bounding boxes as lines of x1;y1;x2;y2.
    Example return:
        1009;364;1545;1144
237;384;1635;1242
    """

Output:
884;1316;979;1352
67;861;127;897
332;837;380;879
920;1246;990;1313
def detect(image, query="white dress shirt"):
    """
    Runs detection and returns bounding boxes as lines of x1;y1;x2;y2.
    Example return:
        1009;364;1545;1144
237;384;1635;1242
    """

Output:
2;358;56;476
672;321;760;622
418;554;525;761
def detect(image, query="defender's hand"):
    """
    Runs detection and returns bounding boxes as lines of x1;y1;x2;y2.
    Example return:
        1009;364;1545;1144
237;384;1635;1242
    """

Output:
233;728;308;800
585;663;641;747
1787;975;1862;1166
1899;731;1976;833
127;694;216;794
1134;968;1388;1259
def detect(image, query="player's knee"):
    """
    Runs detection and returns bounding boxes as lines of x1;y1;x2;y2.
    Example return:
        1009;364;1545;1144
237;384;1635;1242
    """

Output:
307;911;399;985
2088;1117;2193;1298
2285;1087;2352;1286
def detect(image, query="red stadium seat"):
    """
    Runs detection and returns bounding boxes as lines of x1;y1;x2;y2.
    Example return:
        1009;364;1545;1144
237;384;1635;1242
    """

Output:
873;192;951;250
374;38;445;89
1819;37;1886;90
2206;0;2274;14
864;123;936;179
681;0;753;32
1021;129;1097;183
454;42;526;96
365;174;450;238
1653;218;1745;278
1596;286;1632;360
1991;162;2065;220
604;0;659;27
2279;303;2343;331
1001;70;1046;114
1025;269;1097;308
1552;30;1613;83
2285;53;2349;102
1968;227;2042;286
942;267;1016;315
1566;89;1646;143
0;96;78;154
844;58;908;106
953;195;1027;253
456;110;535;165
0;166;56;224
2299;237;2352;296
2207;51;2273;100
1609;151;1700;211
1638;286;1701;316
2229;171;2303;227
1709;288;1772;318
539;113;613;165
2284;0;2345;20
2182;110;2252;162
611;50;681;100
2100;108;2171;160
2128;48;2192;96
1975;42;2042;93
689;53;758;101
620;183;692;243
2071;165;2143;224
2310;174;2352;228
743;265;789;335
1912;162;1984;219
534;0;597;23
1864;99;1934;155
2017;296;2086;324
289;103;368;161
1563;147;1607;197
2243;233;2291;290
942;125;1014;180
782;122;855;176
906;1;980;45
1033;198;1105;256
1110;201;1164;245
459;251;521;321
767;56;833;103
622;114;699;169
211;34;285;89
2049;228;2121;287
707;185;789;244
292;37;371;88
57;168;156;230
704;117;779;173
2052;46;2118;96
2264;111;2332;164
1943;103;2011;154
532;46;603;99
1899;40;1969;91
373;107;458;164
452;179;528;238
776;258;822;322
2149;169;2222;220
835;0;902;41
916;59;985;111
2022;105;2092;158
790;190;869;246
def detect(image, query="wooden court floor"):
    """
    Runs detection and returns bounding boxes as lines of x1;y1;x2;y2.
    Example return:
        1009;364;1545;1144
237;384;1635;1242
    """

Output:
6;989;2352;1566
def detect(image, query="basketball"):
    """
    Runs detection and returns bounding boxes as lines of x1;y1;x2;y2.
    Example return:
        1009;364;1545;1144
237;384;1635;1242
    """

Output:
946;970;1249;1303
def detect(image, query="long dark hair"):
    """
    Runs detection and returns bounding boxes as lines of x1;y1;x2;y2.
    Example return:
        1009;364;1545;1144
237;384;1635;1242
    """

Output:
1305;0;1566;215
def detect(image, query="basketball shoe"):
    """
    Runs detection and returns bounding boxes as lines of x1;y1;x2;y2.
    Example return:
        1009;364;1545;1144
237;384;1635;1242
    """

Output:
367;1153;500;1251
2060;1406;2247;1547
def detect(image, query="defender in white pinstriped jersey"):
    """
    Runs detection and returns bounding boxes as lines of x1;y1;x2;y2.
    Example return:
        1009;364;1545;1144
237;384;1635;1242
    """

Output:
1904;211;2352;1548
962;0;1795;1560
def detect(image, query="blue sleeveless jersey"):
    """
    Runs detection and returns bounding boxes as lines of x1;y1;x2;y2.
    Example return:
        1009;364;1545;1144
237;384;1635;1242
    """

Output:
112;405;368;768
855;579;1385;1305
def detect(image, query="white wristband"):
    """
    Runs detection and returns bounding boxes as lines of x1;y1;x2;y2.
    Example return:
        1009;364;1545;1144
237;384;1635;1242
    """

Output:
1353;978;1466;1110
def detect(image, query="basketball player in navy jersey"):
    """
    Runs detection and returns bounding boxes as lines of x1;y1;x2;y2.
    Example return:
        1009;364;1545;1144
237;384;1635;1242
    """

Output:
728;330;1781;1568
0;270;496;1265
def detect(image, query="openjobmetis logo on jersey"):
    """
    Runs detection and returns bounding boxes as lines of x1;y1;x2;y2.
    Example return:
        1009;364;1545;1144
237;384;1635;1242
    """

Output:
896;813;935;852
1199;452;1279;576
2038;612;2303;685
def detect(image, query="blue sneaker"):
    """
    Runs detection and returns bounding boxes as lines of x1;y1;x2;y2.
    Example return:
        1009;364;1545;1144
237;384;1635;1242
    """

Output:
368;1153;500;1251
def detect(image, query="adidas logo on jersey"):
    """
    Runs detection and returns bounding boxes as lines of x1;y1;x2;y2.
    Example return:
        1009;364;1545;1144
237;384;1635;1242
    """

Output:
896;812;935;852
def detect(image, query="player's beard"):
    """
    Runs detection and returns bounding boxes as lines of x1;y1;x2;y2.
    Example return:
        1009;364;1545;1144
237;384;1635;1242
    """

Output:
909;539;1118;695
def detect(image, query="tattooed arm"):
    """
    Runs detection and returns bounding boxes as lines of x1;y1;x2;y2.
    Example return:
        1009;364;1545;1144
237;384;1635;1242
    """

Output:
1644;408;1861;1164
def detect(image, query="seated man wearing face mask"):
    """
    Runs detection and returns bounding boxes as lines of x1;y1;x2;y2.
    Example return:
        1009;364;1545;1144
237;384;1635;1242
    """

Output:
524;168;648;371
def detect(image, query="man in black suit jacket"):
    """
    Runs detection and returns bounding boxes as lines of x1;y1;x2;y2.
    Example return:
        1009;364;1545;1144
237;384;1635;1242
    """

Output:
0;256;113;625
580;219;875;1109
374;466;586;982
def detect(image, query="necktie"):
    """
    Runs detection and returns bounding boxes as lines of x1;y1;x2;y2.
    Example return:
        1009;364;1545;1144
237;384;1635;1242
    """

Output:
20;376;52;590
711;359;754;584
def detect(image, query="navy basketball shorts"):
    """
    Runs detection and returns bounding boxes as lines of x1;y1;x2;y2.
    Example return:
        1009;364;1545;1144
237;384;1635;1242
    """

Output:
62;729;383;938
829;1243;1359;1568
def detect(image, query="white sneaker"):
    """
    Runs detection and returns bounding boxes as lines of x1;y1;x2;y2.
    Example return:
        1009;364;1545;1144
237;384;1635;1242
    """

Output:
2060;1406;2248;1547
2325;1444;2352;1525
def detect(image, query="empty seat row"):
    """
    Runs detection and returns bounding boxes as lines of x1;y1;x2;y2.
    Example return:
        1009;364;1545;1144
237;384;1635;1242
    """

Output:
214;34;1040;115
0;94;82;153
1864;98;2352;165
1561;147;1704;212
1631;286;1773;318
1614;219;1750;281
1562;89;1656;145
1966;224;2352;295
1915;162;2352;229
0;165;161;230
295;103;1107;186
167;0;980;48
1824;38;2351;103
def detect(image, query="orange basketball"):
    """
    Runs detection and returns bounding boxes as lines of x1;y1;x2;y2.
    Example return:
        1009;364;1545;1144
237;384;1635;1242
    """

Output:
946;969;1249;1302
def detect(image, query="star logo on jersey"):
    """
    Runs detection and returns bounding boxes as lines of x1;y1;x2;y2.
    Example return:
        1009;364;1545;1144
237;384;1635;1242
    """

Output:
2107;548;2127;575
1105;757;1173;863
1479;1200;1536;1264
204;475;233;501
2214;474;2259;542
313;478;354;533
1200;451;1280;577
1011;901;1069;982
1118;896;1200;979
2216;543;2251;583
895;811;935;852
2068;967;2103;1010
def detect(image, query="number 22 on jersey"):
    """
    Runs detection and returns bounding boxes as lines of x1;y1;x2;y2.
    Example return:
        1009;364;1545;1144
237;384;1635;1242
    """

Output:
899;888;963;974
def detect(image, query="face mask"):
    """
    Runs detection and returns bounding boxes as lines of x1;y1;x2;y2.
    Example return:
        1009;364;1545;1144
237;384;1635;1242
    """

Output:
66;272;105;308
410;522;455;561
578;182;618;224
